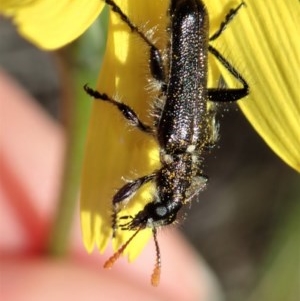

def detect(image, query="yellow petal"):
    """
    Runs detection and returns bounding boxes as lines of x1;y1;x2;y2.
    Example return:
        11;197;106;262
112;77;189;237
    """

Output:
1;0;104;50
207;0;300;172
81;0;167;261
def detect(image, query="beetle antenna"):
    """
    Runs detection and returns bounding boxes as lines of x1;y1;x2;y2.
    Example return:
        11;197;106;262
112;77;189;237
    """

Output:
104;228;141;268
151;228;161;286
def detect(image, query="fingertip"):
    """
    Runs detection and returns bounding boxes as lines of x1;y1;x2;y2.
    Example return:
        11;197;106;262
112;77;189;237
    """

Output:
0;70;65;252
1;258;165;301
72;229;224;301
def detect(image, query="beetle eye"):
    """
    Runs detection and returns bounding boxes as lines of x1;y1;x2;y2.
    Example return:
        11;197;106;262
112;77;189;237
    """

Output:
155;205;168;217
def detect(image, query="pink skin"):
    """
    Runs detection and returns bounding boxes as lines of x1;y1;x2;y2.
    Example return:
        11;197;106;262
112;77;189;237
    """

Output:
0;70;222;301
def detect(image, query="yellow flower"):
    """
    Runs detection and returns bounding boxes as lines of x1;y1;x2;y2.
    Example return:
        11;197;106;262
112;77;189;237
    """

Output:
0;0;104;49
208;0;300;172
81;1;168;262
3;0;299;264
